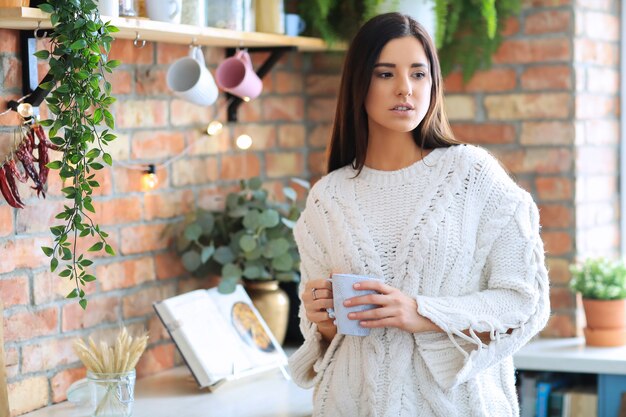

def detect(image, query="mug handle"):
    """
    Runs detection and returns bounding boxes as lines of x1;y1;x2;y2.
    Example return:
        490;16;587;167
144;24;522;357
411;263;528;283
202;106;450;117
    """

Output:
169;0;180;20
298;17;306;34
190;46;205;66
237;50;254;70
325;277;336;320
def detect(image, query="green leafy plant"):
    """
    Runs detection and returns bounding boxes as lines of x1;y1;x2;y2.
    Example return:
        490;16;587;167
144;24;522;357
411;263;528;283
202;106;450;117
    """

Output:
298;0;521;81
36;0;120;309
176;177;310;294
570;258;626;300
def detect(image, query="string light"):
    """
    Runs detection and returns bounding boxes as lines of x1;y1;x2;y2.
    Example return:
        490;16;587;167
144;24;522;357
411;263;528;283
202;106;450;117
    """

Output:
206;120;223;136
236;134;252;150
141;164;158;191
16;103;34;118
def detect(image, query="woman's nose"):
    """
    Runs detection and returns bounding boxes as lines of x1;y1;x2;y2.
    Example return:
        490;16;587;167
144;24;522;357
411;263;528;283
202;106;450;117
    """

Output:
396;76;412;97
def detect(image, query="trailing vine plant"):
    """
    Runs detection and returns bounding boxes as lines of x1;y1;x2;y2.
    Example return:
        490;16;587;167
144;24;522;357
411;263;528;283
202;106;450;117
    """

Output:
35;0;120;309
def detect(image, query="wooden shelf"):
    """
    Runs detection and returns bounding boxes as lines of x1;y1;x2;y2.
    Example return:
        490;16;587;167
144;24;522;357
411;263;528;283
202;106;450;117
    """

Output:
0;7;344;52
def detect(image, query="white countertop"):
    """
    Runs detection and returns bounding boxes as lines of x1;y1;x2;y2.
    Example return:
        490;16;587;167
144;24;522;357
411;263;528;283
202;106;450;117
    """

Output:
514;337;626;375
22;366;313;417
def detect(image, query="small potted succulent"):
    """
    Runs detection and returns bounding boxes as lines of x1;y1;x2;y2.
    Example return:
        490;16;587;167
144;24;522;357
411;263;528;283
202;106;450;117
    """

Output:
570;257;626;347
175;177;309;343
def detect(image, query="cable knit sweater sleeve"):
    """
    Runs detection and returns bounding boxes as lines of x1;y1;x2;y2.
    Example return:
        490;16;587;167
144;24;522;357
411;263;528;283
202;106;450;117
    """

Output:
288;186;344;388
414;158;550;391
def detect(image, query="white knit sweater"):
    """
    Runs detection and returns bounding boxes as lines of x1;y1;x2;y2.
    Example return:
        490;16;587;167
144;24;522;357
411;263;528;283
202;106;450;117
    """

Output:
288;144;550;417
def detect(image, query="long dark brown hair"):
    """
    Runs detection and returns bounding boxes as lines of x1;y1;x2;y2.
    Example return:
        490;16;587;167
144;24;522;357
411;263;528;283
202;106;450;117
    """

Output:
327;12;459;174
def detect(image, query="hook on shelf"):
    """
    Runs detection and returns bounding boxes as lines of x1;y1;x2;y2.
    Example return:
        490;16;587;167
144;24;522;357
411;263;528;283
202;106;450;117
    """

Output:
133;32;146;49
33;21;47;40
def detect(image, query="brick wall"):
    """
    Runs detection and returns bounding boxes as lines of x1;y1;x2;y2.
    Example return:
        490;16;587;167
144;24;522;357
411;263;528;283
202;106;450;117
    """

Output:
0;0;621;414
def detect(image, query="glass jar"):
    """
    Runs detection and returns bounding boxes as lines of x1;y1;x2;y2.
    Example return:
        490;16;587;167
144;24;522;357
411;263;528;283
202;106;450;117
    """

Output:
119;0;138;17
67;369;136;417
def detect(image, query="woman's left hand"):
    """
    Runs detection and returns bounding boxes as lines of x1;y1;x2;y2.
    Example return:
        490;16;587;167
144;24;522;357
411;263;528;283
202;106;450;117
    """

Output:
345;280;437;333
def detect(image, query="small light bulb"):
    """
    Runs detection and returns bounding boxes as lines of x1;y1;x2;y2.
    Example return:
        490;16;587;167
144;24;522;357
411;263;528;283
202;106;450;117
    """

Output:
17;103;33;118
141;164;158;191
206;120;223;136
236;134;252;150
242;97;250;102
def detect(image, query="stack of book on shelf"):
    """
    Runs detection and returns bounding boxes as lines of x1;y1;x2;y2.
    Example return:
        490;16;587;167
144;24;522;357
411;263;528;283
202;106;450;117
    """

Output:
518;372;598;417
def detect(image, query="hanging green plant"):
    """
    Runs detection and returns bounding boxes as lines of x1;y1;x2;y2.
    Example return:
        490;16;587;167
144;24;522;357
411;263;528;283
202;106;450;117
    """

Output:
35;0;120;309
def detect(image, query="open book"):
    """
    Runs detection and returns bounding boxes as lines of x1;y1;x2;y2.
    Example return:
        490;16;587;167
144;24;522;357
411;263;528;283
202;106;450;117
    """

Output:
153;285;288;389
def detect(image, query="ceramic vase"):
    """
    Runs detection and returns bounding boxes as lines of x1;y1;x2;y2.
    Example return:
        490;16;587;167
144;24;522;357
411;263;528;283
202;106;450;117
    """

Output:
244;280;289;344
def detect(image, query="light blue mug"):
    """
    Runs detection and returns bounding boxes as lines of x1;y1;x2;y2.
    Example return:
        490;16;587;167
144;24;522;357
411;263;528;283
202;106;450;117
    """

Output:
327;274;382;336
284;13;306;36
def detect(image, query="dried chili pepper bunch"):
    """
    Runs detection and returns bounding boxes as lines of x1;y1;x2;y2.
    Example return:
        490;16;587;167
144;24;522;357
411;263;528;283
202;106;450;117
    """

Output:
0;123;61;209
35;0;120;309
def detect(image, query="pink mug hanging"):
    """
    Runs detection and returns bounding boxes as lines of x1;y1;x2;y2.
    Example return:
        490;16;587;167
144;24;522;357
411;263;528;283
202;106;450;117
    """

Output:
215;50;263;101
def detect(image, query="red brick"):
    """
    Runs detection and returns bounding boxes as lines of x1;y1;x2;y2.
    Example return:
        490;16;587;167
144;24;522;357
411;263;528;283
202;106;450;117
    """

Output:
109;69;132;95
132;131;185;159
0;29;19;54
238;99;262;122
156;42;190;65
114;100;168;129
92;197;143;226
521;65;571;91
538;204;572;228
266;152;304;178
550;286;576;310
524;10;571;35
542;314;577;337
136;67;169;95
62;296;119;331
0;275;28;307
178;275;220;293
584;11;619;41
51;367;86;403
586;67;619;93
144;190;194;220
155;251;187;280
278;124;306;148
305;74;341;95
220;154;261;180
485;93;571;120
451;123;516;144
97;257;156;291
233;125;277;150
0;237;52;274
493;38;570;64
520;121;574;145
542;231;572;256
15;201;63;234
307;97;337;122
122;284;176;318
170;99;215;126
263;96;304;121
522;0;570;7
172;157;218;186
22;337;76;373
7;376;49;416
69;232;119;261
0;205;13;237
46;165;113;198
574;39;618;66
4;307;58;342
308;151;327;176
308;124;332;147
190;128;231;155
136;343;175;378
1;56;21;90
5;347;18;379
109;39;154;65
113;166;169;193
575;94;618;119
33;269;96;305
120;224;170;255
535;177;573;201
496;149;572;174
311;52;345;71
148;315;170;342
546;257;572;285
275;71;303;94
501;16;520;37
444;68;516;93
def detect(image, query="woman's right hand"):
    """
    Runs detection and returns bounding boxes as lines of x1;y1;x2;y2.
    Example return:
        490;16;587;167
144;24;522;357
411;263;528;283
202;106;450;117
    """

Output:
302;278;337;341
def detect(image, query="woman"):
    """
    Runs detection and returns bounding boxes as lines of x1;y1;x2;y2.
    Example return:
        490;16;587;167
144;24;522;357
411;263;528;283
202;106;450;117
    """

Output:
289;12;550;417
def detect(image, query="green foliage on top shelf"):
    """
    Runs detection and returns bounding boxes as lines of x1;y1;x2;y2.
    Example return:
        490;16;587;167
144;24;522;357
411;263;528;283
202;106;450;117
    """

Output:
37;0;120;309
570;258;626;301
176;177;310;294
298;0;521;81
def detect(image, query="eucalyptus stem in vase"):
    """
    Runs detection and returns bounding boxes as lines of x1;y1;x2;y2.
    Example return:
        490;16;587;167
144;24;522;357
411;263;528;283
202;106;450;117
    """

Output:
35;0;120;309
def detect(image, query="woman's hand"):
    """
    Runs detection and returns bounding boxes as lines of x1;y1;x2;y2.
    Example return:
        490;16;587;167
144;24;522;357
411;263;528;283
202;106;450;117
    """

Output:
302;278;337;342
345;280;439;333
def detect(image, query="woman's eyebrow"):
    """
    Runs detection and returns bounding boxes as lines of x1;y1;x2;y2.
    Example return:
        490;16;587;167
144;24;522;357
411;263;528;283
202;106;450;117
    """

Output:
373;62;428;68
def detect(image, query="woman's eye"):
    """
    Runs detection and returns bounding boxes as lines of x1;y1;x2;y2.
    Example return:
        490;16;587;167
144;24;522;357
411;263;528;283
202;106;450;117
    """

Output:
412;72;426;79
375;72;393;79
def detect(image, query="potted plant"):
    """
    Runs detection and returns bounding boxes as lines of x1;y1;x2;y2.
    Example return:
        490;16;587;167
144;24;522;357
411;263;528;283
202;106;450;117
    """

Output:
175;177;309;343
570;257;626;347
298;0;521;81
